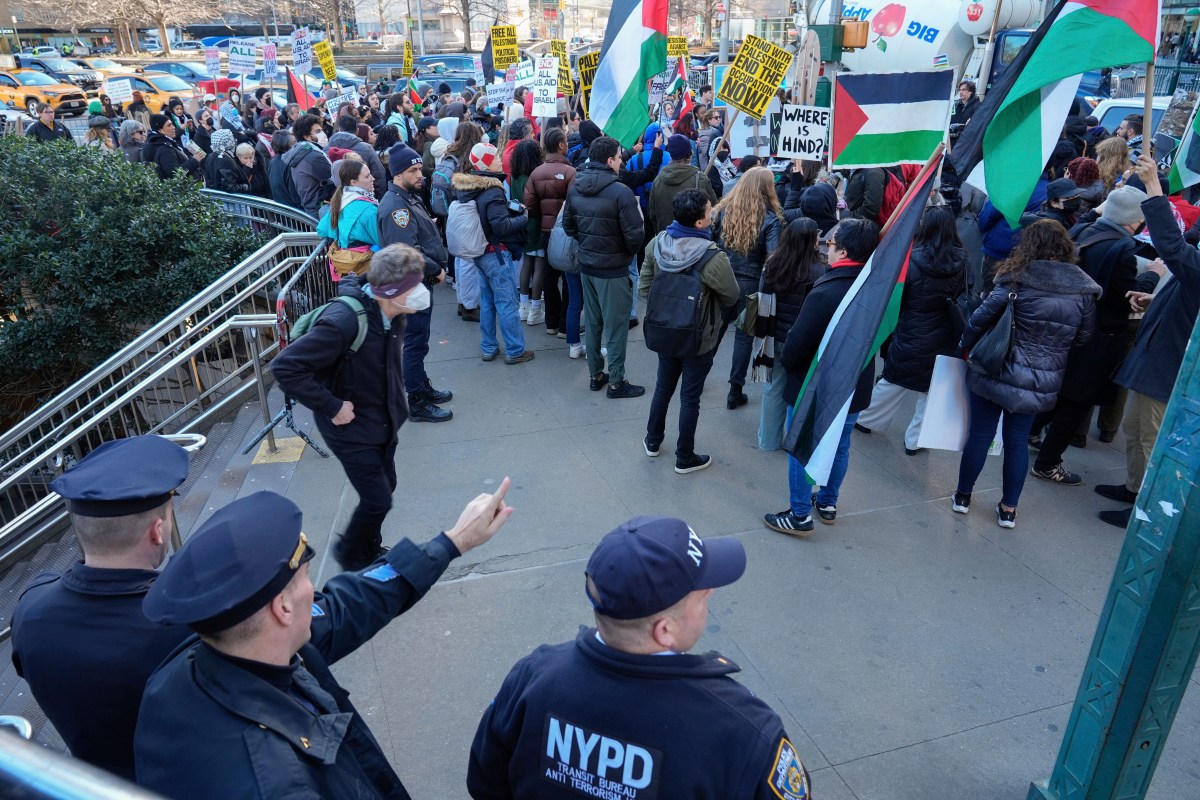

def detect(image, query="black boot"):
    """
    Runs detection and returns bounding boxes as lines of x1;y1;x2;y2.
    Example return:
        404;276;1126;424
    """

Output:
424;378;453;404
334;536;384;571
408;392;453;422
726;384;748;410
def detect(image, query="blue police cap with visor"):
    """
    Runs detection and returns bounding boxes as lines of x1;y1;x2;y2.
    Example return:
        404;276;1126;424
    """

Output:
51;435;189;518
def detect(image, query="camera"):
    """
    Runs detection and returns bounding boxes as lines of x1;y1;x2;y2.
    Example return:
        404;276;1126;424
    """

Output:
506;200;525;214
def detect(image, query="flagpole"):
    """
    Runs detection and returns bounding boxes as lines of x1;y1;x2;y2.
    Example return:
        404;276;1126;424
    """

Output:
880;143;945;236
1144;62;1155;158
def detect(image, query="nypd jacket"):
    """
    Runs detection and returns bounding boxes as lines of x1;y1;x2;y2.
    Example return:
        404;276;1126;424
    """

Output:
136;535;460;800
377;182;447;279
467;627;810;800
271;275;408;447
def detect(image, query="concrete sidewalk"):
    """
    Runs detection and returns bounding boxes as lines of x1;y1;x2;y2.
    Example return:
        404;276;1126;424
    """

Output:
275;284;1199;799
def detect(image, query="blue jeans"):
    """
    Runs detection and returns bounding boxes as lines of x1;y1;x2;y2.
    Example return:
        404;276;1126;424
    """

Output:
402;297;432;394
758;360;789;451
957;391;1036;508
475;251;526;359
787;408;859;517
565;271;583;345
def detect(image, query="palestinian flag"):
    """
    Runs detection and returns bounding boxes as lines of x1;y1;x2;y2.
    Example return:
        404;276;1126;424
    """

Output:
590;0;668;147
666;55;687;96
407;75;424;107
1169;101;1200;194
782;153;942;486
677;86;694;123
830;71;954;169
951;0;1160;226
285;67;318;111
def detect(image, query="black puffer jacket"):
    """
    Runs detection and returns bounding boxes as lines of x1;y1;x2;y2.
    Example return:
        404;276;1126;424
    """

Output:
712;207;806;282
959;259;1100;415
882;244;969;392
765;264;825;344
202;151;250;194
142;132;202;181
562;162;645;278
452;170;531;256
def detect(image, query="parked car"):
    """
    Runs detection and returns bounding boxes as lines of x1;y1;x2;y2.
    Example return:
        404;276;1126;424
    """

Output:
93;44;117;55
135;73;203;111
16;57;102;93
413;54;475;73
199;36;230;49
306;66;364;87
20;46;60;57
0;69;88;116
171;41;204;52
1091;96;1170;139
71;57;137;77
153;62;241;94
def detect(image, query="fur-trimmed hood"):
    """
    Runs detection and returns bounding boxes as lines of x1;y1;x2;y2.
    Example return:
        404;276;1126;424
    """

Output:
996;259;1101;296
451;171;504;192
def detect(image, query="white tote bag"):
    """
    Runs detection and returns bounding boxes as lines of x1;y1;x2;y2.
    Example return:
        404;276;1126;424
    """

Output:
918;355;1004;454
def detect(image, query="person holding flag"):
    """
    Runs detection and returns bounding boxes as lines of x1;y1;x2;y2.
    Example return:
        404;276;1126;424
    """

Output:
385;91;419;147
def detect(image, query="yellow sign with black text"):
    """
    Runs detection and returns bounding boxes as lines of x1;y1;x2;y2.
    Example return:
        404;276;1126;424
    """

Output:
576;50;601;118
551;39;571;92
403;40;412;76
716;34;792;119
491;25;519;70
667;36;689;59
313;39;337;81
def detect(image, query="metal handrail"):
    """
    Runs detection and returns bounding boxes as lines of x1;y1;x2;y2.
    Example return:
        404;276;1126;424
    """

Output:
0;724;165;799
200;189;319;233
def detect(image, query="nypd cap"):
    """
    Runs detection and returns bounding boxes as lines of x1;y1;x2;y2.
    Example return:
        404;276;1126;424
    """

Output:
143;492;315;635
51;435;189;518
585;516;746;620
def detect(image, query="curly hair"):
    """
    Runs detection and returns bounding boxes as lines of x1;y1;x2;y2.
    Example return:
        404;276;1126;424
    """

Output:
1095;137;1129;192
712;167;782;256
1066;156;1100;188
996;219;1076;282
510;138;543;180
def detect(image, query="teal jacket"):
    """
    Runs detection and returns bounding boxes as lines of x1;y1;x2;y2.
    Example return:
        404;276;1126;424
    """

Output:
317;192;380;248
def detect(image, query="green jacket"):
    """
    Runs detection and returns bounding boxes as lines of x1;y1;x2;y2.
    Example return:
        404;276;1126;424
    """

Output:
640;230;739;355
646;161;718;237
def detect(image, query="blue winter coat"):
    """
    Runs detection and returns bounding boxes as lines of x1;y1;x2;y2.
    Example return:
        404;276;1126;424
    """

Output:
978;178;1048;260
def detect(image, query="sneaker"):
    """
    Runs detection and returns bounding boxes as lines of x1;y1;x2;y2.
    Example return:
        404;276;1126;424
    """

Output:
407;395;453;423
461;307;480;323
675;453;711;473
546;327;559;335
996;503;1017;529
569;342;586;359
1095;484;1137;504
557;330;567;339
519;300;529;322
481;350;499;362
590;372;609;391
764;510;815;536
1027;434;1043;450
854;423;872;434
504;350;536;365
814;502;837;524
629;317;639;329
951;492;971;514
1031;464;1082;486
527;306;546;326
1070;434;1087;449
607;380;645;399
643;437;660;457
1099;507;1132;528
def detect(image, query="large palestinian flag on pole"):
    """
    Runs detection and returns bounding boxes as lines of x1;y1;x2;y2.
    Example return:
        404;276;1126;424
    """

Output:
951;0;1160;226
782;154;942;486
589;0;668;147
286;67;318;111
831;71;954;168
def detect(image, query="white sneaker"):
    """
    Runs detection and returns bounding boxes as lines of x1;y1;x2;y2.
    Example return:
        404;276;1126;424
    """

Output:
569;343;585;359
527;305;545;325
519;301;529;322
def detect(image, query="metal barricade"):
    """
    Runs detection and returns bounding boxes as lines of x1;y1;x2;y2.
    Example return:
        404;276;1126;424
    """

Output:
200;190;318;236
0;722;165;799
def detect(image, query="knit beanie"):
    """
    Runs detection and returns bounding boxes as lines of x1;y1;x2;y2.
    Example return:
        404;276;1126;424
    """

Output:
667;134;692;161
88;99;103;115
470;141;500;172
1101;186;1148;227
387;143;423;172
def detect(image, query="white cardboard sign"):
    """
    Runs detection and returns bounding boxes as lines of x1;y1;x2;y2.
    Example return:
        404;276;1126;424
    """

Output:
532;57;558;117
776;104;829;160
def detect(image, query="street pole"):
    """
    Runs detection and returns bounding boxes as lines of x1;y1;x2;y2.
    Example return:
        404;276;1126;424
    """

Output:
415;0;426;54
718;7;729;63
1028;273;1200;799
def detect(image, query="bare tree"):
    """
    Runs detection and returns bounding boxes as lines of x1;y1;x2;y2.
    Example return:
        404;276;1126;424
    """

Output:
452;0;505;52
134;0;221;56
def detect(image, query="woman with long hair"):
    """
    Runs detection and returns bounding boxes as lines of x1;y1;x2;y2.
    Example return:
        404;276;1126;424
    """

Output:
712;166;803;409
505;139;545;327
442;122;485;321
1066;156;1104;211
84;115;117;153
526;128;578;346
1095;137;1130;193
953;220;1099;528
317;159;381;270
757;217;824;450
856;207;969;454
361;92;384;129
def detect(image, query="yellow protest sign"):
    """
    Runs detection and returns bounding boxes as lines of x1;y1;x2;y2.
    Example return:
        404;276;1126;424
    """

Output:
313;39;337;81
491;25;519;70
403;40;413;76
667;36;689;59
551;39;571;91
716;34;792;119
576;50;601;119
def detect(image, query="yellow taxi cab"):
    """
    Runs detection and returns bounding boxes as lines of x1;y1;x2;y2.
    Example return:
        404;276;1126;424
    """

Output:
0;68;88;116
72;57;139;78
129;72;198;112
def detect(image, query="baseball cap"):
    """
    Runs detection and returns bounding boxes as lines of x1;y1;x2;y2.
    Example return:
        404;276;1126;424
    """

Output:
470;141;500;172
1046;177;1084;201
585;516;746;620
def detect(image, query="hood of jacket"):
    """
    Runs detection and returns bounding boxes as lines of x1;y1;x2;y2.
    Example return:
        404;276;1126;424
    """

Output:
451;171;504;193
642;122;662;147
327;131;366;151
997;259;1102;296
655;160;703;189
801;182;837;219
910;243;968;280
653;230;714;272
282;140;322;167
430;137;450;160
573;163;620;197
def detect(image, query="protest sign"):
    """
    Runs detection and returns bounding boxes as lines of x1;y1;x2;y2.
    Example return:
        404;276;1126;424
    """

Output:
330;89;358;113
204;47;221;76
403;40;413;76
473;55;485;84
104;78;133;104
667;36;689;58
729;98;780;159
577;50;600;118
550;40;571;90
491;25;519;70
716;34;792;119
228;39;258;75
505;64;518;83
648;69;672;105
486;81;515;108
292;27;312;74
532;57;559;116
313;40;337;81
776;104;829;160
262;44;277;78
514;60;536;89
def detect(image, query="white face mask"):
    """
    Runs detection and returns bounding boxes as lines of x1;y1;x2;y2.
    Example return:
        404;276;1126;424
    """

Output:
403;283;431;312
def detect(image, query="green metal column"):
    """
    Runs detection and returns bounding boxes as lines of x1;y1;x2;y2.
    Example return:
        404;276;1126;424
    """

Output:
1029;316;1200;799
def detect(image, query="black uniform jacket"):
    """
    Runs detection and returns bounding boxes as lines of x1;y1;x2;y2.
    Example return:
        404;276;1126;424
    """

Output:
11;564;193;780
467;627;810;800
135;534;459;799
376;182;448;280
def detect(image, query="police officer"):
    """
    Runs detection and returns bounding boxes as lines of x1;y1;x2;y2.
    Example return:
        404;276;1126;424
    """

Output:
467;516;811;800
135;480;513;800
377;142;453;423
10;435;191;780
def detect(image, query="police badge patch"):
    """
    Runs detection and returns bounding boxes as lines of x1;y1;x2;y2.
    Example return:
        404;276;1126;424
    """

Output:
392;209;410;228
768;738;809;800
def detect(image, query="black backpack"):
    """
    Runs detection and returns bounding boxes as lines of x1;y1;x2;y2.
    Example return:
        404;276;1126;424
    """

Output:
430;154;459;218
644;245;720;359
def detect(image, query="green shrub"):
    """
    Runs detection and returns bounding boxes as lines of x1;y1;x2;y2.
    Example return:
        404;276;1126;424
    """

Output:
0;137;266;423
